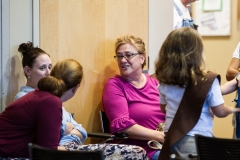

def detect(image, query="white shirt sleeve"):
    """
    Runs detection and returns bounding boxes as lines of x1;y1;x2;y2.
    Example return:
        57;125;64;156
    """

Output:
232;42;240;59
206;78;224;107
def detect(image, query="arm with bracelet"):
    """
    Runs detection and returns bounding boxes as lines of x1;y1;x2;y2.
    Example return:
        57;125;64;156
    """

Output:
218;74;240;117
220;73;240;138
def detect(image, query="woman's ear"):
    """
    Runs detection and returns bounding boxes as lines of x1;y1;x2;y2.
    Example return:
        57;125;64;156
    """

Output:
23;66;31;78
140;54;146;64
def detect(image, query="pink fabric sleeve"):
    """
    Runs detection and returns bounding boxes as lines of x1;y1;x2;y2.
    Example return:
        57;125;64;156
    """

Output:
103;78;137;133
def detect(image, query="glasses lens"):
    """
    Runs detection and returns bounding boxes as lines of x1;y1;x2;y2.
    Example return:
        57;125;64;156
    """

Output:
126;53;134;59
114;55;121;60
114;53;138;60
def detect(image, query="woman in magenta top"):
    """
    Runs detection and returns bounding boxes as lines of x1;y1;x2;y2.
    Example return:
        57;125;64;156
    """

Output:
102;34;165;160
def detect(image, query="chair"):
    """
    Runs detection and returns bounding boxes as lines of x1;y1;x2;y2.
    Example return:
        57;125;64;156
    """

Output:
69;112;114;142
71;111;127;143
195;134;240;160
100;111;128;139
99;110;110;133
28;143;103;160
88;111;128;143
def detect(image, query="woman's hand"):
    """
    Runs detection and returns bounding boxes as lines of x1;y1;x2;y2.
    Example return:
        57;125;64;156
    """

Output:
120;124;165;143
157;131;165;143
58;146;67;150
64;122;75;135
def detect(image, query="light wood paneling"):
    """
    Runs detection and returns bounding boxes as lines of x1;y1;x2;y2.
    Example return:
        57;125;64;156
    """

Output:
40;0;148;143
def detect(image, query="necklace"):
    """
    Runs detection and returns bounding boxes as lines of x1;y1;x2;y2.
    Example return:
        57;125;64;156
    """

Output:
129;74;145;88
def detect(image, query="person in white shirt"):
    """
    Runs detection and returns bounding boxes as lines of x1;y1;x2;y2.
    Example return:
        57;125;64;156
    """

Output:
174;0;198;29
225;42;240;139
226;42;240;81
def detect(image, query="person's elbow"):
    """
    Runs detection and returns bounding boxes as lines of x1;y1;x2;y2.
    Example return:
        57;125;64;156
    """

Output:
226;69;239;81
226;74;234;81
211;104;229;118
226;75;232;81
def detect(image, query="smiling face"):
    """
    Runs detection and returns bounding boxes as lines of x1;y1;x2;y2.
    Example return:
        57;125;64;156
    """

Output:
116;43;145;78
24;54;52;89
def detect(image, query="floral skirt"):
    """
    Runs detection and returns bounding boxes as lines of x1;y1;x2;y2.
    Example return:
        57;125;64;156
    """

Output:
0;141;148;160
63;141;148;160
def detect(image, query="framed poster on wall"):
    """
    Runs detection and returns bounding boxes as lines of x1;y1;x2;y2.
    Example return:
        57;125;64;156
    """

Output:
202;0;222;11
194;0;230;36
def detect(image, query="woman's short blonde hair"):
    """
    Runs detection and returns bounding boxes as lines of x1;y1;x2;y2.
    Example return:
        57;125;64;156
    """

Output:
115;34;146;69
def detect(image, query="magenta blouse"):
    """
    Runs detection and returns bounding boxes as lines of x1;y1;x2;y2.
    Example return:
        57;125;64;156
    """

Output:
102;74;165;159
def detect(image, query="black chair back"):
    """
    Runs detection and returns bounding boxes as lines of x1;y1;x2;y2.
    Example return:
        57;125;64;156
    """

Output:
98;111;128;141
195;134;240;160
99;111;110;133
87;111;126;143
28;143;103;160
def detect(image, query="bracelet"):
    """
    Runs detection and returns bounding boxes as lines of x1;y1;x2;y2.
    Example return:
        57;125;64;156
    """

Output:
236;73;240;81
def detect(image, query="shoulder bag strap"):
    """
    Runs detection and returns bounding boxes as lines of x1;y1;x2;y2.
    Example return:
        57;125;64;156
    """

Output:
174;2;185;19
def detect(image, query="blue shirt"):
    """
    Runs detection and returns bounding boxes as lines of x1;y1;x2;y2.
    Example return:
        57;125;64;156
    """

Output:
159;78;224;137
60;108;87;145
14;86;35;101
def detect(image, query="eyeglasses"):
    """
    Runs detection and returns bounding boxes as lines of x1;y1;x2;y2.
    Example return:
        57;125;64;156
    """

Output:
114;53;139;60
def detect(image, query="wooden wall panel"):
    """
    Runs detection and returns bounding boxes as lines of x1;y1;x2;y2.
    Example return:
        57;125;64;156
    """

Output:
40;0;148;143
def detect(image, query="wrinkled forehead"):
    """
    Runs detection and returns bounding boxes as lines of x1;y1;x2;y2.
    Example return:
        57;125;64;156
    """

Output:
116;51;135;55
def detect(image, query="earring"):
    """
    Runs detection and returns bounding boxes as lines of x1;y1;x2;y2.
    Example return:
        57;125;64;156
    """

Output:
27;75;31;79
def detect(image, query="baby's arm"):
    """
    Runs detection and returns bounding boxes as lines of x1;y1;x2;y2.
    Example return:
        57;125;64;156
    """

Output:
64;122;75;135
68;113;87;142
69;128;83;140
64;122;84;140
62;109;87;142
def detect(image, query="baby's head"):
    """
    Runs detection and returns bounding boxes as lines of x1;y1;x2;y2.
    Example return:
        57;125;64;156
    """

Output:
155;27;205;86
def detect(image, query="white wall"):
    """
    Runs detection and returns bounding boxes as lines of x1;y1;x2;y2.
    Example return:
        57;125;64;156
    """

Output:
0;0;39;111
0;0;10;111
148;0;173;74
